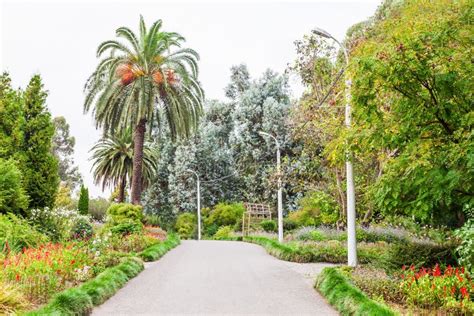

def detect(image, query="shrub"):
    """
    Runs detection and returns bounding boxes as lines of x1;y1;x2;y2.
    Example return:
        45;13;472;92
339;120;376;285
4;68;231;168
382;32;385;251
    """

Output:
28;207;83;241
106;203;143;224
260;220;277;232
384;240;458;270
454;219;474;274
288;191;339;227
0;213;48;253
214;226;233;240
70;216;94;239
315;267;395;315
110;220;143;236
175;213;196;239
78;185;89;215
0;159;28;215
204;223;219;237
283;218;298;231
0;281;29;314
142;214;161;227
88;197;110;222
205;202;245;227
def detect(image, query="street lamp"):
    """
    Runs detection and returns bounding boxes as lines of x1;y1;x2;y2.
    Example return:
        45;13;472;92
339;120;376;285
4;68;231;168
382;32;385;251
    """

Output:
185;169;201;241
259;131;283;243
314;26;357;267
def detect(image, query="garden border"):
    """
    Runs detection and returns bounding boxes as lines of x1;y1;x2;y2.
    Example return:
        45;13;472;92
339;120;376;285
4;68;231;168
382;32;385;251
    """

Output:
25;234;180;315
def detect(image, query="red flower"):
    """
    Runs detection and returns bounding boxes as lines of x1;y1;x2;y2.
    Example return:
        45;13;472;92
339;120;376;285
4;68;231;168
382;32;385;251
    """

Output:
15;274;20;281
460;287;469;298
433;264;441;277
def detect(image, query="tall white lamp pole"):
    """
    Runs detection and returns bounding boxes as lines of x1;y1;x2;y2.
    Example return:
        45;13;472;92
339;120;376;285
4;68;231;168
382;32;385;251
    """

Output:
314;27;357;267
186;169;201;241
259;131;283;243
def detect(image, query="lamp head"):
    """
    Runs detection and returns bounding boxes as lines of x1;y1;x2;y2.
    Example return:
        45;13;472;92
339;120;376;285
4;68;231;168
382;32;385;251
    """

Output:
313;27;332;39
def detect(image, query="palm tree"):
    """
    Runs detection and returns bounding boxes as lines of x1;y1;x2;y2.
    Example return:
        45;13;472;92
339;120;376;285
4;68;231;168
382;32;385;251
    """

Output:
90;128;158;202
84;16;204;204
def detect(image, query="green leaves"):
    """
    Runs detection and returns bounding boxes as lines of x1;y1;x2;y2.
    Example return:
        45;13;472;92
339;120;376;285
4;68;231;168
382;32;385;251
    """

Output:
350;0;473;223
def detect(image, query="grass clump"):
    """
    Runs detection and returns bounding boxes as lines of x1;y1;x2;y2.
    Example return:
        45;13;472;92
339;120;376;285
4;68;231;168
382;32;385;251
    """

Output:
139;233;180;262
315;267;395;316
0;282;29;314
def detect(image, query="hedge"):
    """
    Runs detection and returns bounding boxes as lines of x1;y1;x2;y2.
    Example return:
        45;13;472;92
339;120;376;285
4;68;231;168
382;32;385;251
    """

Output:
27;234;180;315
315;267;395;316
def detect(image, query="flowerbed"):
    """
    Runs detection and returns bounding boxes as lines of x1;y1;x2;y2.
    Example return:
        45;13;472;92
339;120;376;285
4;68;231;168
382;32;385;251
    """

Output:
1;242;93;304
400;264;473;313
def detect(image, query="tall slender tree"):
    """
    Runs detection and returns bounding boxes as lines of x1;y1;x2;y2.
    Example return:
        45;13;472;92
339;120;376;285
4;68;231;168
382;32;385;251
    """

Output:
20;75;59;209
85;16;204;204
90;128;158;202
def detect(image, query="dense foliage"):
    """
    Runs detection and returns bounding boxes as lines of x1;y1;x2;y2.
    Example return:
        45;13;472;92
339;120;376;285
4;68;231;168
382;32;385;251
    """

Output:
78;185;89;215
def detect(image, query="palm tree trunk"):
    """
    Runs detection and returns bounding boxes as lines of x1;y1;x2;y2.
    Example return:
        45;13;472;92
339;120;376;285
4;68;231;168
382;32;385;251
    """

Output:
131;118;146;205
118;175;126;203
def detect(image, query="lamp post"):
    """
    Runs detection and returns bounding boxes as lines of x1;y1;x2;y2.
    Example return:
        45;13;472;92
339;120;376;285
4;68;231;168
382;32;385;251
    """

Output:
314;27;357;267
186;169;201;241
259;131;283;243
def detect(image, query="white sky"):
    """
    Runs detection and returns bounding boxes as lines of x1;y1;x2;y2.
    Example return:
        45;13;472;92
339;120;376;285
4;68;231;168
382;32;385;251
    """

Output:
1;0;381;198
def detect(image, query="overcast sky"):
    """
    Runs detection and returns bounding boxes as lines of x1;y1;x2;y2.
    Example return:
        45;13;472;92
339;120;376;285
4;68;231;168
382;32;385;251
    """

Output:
1;0;381;198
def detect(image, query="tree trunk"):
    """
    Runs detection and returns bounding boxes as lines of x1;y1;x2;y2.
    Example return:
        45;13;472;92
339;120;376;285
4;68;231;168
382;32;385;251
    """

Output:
118;175;126;203
131;118;146;205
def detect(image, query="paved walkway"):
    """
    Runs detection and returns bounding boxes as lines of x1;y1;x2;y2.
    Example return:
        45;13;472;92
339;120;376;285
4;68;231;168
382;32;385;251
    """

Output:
93;240;338;316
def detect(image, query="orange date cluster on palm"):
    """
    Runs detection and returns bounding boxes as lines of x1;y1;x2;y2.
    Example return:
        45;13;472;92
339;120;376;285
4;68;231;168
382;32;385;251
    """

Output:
116;63;178;86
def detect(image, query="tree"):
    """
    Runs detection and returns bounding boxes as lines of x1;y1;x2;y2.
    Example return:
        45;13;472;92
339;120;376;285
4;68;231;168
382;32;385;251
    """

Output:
78;185;89;215
54;183;75;209
349;0;473;224
0;73;23;161
52;116;82;190
0;159;28;214
230;68;294;205
90;128;158;202
85;16;204;205
20;75;59;209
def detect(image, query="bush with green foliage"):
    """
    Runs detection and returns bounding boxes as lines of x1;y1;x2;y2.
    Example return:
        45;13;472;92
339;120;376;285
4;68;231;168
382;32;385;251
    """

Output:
28;207;88;241
454;219;474;274
175;213;196;239
205;202;245;227
0;213;48;252
213;226;233;240
78;185;89;215
288;191;339;227
106;203;143;224
260;220;277;232
383;240;458;270
88;197;110;222
70;216;94;239
0;159;28;215
283;218;298;231
110;220;143;236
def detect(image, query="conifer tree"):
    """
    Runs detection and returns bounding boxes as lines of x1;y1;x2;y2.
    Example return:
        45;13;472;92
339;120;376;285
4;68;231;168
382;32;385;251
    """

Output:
20;75;59;209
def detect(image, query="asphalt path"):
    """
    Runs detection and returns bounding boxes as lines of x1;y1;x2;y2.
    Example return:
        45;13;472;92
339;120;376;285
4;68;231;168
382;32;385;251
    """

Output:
93;240;338;316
